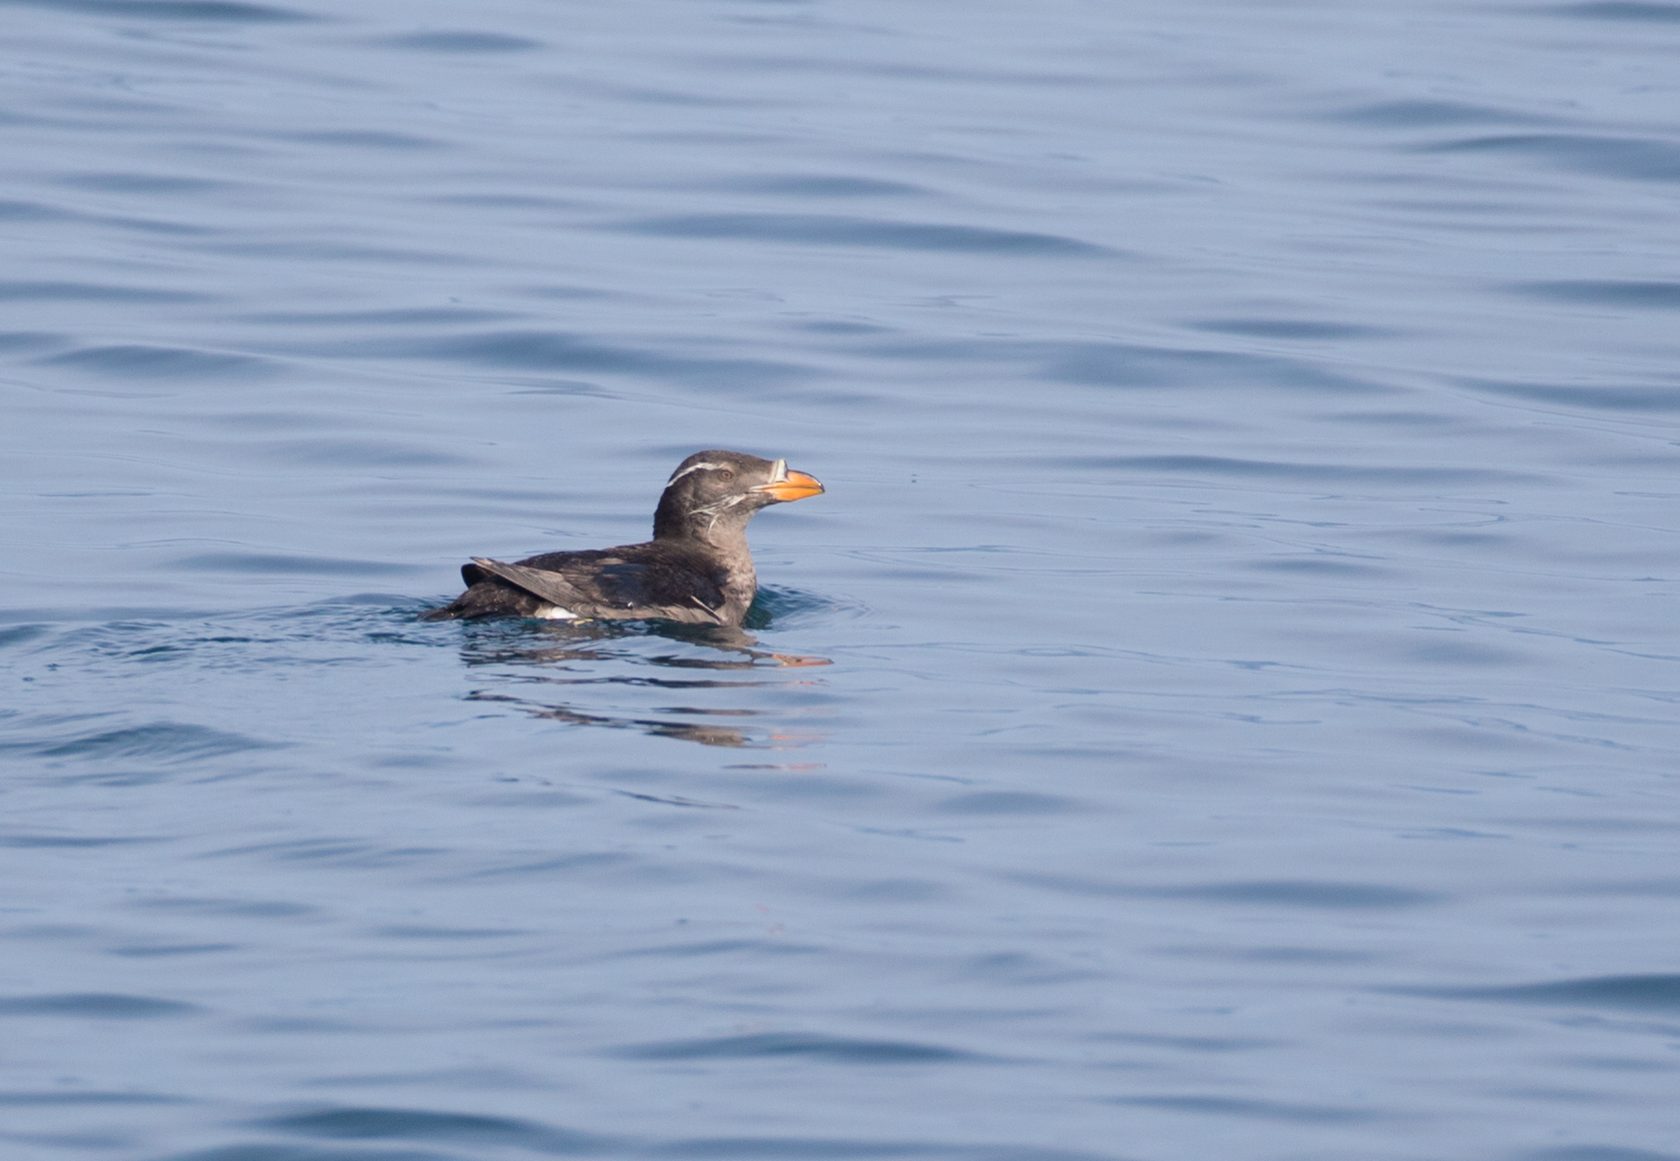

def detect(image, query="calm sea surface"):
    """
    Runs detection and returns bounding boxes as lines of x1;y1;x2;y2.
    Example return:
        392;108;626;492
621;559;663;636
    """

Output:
3;1;1679;1158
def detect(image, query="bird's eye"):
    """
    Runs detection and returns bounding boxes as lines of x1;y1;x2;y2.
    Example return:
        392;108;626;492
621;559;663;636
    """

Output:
718;469;735;481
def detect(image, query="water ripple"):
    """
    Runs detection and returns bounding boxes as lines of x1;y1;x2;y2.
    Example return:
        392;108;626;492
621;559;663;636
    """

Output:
0;992;199;1018
1107;1094;1382;1125
1189;317;1396;341
1407;973;1680;1012
641;1138;1110;1160
1060;453;1536;485
175;553;415;577
1508;279;1680;308
39;344;278;381
376;30;542;54
1519;1149;1680;1161
5;0;314;22
610;1031;991;1064
1422;133;1680;183
1327;98;1556;129
712;173;929;199
1461;375;1680;414
367;329;809;386
0;1089;182;1106
253;1106;612;1153
27;721;276;763
163;1145;456;1161
1152;880;1445;909
612;212;1114;256
5;1;1678;1155
1550;2;1680;23
1041;341;1393;393
0;280;210;303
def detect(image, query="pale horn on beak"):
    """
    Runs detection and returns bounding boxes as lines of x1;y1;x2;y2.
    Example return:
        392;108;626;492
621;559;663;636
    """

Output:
752;458;825;502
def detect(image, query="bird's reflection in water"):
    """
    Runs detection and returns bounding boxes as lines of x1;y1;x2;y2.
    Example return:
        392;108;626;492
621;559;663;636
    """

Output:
455;617;829;750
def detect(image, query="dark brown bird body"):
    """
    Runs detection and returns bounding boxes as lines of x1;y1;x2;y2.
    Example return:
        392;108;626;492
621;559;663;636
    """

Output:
421;450;822;626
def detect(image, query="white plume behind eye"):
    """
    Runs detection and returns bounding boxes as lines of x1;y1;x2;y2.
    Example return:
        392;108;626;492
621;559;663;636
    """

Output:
665;460;732;488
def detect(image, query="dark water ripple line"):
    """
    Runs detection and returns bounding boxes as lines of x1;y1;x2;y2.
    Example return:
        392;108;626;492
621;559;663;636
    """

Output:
709;172;931;199
0;992;200;1018
188;238;471;264
609;1030;1001;1065
159;1144;459;1161
1188;316;1398;341
0;831;158;848
1144;880;1446;909
252;1106;615;1153
1037;339;1397;394
0;330;64;353
595;936;816;963
309;328;813;386
1106;1094;1384;1125
1000;871;1445;909
1419;133;1680;183
1058;453;1542;486
3;0;317;20
110;941;240;959
640;1140;1117;1161
200;837;447;869
0;198;77;222
0;1089;184;1106
17;605;466;684
266;129;444;152
1395;973;1680;1012
0;280;211;303
611;212;1116;256
1551;1;1680;24
56;172;244;197
171;1134;1121;1161
1325;97;1560;130
130;895;317;919
1509;279;1680;309
0;196;215;236
175;552;417;577
1459;375;1680;414
230;306;522;328
1518;1148;1680;1161
376;30;543;54
0;623;52;649
16;721;279;763
37;343;281;381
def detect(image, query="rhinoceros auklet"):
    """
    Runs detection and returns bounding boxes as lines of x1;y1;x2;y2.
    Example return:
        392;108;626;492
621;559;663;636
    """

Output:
421;450;823;625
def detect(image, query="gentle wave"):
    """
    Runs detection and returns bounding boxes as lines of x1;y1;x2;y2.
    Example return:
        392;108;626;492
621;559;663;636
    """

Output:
612;212;1115;256
610;1031;992;1064
254;1105;613;1153
0;992;199;1018
1406;973;1680;1013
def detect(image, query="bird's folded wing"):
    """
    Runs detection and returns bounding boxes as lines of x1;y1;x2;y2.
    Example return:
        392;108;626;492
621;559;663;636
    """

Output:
468;558;599;614
468;557;726;624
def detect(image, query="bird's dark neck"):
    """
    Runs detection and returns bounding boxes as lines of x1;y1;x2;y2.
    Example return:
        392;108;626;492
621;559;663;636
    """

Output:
652;496;692;542
652;493;761;619
652;517;757;600
653;498;751;553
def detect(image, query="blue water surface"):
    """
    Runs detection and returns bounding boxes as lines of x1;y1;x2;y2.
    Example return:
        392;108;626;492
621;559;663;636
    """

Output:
3;2;1679;1159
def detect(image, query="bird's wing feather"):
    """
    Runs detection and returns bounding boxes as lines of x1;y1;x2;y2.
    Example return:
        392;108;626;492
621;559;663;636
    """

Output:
468;556;727;624
468;558;602;614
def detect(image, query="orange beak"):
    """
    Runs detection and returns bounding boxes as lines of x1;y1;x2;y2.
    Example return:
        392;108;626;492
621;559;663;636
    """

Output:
752;461;825;503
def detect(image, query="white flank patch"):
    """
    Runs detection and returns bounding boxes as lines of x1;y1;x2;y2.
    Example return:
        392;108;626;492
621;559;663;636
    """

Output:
532;605;576;620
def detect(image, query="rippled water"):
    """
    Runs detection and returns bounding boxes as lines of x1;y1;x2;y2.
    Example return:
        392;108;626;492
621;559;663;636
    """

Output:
4;1;1679;1159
